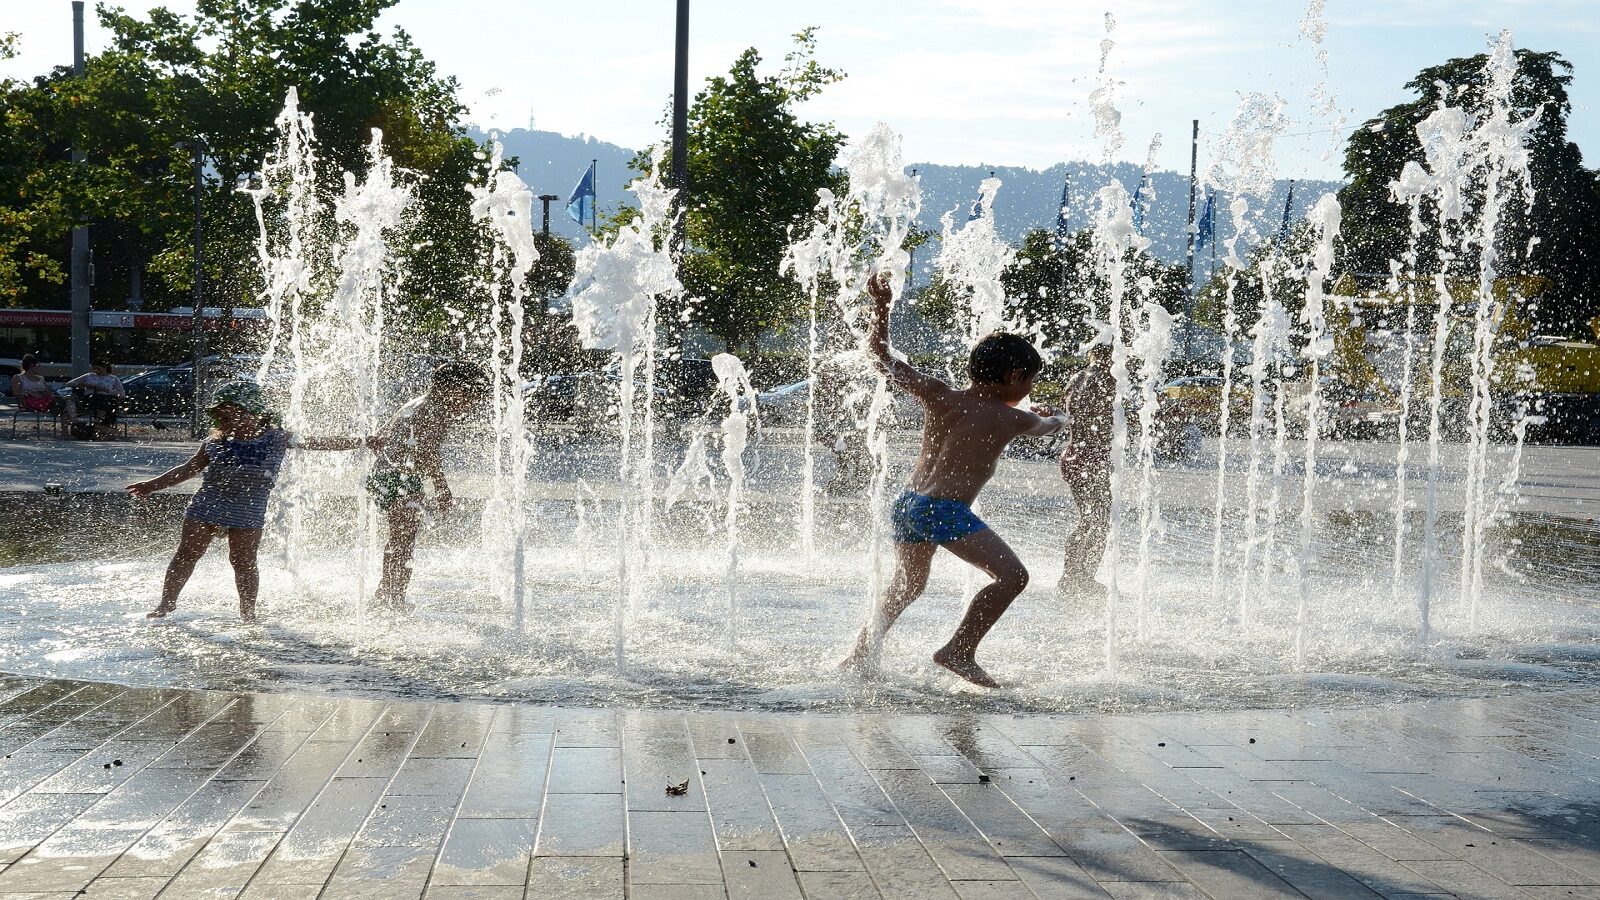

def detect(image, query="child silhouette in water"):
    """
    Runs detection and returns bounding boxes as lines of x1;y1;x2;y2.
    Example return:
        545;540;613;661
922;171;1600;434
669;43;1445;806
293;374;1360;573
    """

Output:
842;273;1069;688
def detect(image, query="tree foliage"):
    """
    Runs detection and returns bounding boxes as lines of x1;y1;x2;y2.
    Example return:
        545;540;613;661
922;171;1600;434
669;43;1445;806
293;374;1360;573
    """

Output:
636;29;846;357
1194;222;1323;339
918;228;1189;356
0;0;491;341
1337;48;1600;336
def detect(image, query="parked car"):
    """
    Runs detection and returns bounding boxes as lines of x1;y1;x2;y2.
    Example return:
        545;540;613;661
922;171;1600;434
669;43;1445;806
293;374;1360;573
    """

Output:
117;366;194;417
1327;391;1402;440
757;379;811;425
1162;375;1251;434
525;372;668;430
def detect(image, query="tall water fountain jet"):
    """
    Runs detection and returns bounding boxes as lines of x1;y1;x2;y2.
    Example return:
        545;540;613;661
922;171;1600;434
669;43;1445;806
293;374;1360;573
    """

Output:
1087;181;1144;674
469;137;541;629
568;150;682;664
1203;93;1286;611
782;180;856;560
246;90;325;586
1457;34;1537;630
1237;272;1290;622
784;123;920;665
246;92;415;610
1294;194;1340;666
711;353;756;644
1130;296;1173;640
935;177;1015;347
1392;32;1536;641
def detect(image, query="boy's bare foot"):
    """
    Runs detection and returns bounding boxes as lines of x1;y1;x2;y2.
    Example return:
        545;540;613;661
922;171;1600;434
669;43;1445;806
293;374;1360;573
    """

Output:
146;602;176;619
240;610;258;624
932;647;1000;689
1056;575;1100;597
837;626;878;672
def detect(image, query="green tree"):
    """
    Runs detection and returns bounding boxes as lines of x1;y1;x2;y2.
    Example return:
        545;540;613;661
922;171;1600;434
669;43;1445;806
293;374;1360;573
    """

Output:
636;29;846;358
1194;222;1322;340
1338;48;1600;336
918;228;1188;355
0;0;490;342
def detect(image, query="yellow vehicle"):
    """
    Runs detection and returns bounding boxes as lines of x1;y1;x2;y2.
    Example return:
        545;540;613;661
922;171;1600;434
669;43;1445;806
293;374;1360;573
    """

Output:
1326;274;1600;443
1162;375;1253;435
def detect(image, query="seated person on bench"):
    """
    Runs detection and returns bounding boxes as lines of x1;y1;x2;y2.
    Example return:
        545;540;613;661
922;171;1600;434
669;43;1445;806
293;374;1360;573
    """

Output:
64;359;125;437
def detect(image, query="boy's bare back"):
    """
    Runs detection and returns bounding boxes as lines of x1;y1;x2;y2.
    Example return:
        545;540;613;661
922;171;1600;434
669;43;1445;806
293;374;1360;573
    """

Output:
905;386;1051;504
866;274;1065;504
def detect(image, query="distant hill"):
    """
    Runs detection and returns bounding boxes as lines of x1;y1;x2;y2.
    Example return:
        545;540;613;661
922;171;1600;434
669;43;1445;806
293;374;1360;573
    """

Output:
468;127;1345;275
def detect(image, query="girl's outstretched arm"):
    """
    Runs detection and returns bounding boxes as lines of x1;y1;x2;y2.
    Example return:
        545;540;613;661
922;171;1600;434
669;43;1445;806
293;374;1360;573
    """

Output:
127;446;209;498
294;434;383;452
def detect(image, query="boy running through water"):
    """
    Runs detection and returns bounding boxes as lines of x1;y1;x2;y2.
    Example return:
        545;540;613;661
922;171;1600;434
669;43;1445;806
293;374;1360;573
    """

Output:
367;362;488;613
842;274;1069;688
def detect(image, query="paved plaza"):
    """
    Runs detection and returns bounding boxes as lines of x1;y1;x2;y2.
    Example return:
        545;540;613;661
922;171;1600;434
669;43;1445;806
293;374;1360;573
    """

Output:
1;674;1599;898
2;433;1599;519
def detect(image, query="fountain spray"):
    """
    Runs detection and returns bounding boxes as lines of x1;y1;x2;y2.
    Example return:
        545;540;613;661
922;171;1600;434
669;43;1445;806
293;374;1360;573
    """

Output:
469;137;541;630
568;148;682;666
711;353;756;644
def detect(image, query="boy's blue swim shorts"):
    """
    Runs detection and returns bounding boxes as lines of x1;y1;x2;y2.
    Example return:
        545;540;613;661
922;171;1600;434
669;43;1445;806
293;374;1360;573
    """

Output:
890;490;989;544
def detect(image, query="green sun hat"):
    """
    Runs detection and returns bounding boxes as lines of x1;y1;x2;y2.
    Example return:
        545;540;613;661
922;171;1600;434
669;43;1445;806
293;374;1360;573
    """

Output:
208;379;270;417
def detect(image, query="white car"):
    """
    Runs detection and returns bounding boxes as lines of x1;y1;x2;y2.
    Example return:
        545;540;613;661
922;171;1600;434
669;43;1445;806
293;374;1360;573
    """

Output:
756;379;812;425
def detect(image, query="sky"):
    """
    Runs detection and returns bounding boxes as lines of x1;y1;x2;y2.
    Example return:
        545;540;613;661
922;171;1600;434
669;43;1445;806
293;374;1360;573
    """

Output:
3;0;1597;182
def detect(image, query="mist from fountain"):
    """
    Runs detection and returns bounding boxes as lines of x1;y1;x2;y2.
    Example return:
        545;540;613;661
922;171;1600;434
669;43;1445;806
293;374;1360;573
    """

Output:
567;148;683;665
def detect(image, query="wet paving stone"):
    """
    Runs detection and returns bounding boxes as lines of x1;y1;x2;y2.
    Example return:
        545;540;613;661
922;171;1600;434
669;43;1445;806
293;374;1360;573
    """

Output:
0;675;1599;896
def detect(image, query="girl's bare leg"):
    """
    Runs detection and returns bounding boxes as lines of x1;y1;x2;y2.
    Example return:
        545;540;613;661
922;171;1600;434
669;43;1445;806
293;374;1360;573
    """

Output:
934;529;1030;688
374;504;422;611
150;519;218;618
227;528;264;621
841;542;937;669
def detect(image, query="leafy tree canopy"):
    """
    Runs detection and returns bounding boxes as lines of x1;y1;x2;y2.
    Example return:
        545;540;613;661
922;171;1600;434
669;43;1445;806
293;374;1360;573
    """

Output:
0;0;493;346
1338;48;1600;336
633;28;847;358
919;228;1189;358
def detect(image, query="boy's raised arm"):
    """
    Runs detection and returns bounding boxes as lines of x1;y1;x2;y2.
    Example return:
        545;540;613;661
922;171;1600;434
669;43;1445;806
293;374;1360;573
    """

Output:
866;273;945;401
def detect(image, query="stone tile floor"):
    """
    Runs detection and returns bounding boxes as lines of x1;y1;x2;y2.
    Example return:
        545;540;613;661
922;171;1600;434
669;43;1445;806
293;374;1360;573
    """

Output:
2;675;1600;898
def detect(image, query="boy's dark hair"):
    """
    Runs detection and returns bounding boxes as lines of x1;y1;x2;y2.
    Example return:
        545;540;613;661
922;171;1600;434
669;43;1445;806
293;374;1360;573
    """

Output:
431;361;490;394
20;353;37;371
90;357;112;371
968;332;1042;384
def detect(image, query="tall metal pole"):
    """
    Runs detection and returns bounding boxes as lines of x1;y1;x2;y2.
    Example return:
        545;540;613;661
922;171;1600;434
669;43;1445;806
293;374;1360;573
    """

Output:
591;158;598;235
1183;119;1200;360
69;1;91;375
185;141;205;436
670;0;690;248
1185;119;1199;278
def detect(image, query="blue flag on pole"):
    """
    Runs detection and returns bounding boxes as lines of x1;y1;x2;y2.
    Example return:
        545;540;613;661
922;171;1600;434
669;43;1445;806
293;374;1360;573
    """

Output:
1054;176;1071;249
567;163;595;226
1196;191;1215;250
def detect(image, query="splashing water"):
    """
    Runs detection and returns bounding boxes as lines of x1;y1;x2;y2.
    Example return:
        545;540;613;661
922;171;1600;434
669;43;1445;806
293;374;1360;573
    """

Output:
712;353;757;644
568;148;682;665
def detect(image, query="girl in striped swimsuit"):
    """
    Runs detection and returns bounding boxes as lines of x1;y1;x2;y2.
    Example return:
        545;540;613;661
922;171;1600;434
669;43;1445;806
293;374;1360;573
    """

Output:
127;380;375;622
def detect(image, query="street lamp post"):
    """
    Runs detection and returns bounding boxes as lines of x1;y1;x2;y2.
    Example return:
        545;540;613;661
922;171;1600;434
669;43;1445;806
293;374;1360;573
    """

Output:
176;139;206;436
669;0;690;252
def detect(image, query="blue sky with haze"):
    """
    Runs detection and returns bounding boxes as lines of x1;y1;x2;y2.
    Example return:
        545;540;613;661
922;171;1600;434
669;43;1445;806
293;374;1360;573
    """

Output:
4;0;1595;181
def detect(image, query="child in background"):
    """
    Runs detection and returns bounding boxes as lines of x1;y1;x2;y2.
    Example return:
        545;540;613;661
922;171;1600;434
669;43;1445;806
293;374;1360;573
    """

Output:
367;362;489;613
